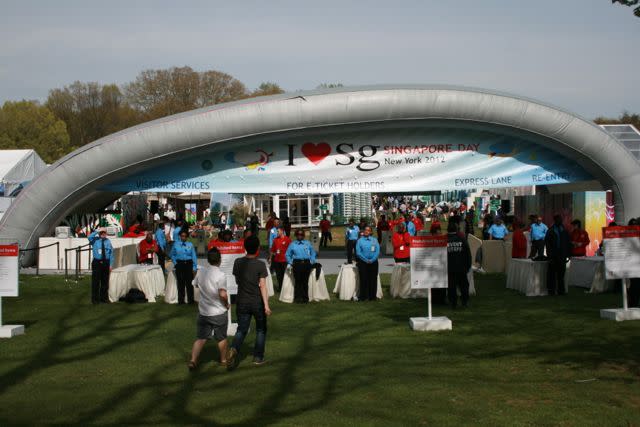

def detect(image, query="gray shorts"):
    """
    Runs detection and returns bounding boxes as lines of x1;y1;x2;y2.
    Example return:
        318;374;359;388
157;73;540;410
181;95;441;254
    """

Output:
196;313;228;341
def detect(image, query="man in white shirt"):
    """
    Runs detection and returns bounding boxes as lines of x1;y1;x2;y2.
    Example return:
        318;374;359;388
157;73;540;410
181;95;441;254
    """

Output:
188;247;230;371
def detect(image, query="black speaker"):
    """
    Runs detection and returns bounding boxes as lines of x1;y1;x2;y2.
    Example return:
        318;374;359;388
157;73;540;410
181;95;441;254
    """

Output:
150;200;159;214
501;199;511;213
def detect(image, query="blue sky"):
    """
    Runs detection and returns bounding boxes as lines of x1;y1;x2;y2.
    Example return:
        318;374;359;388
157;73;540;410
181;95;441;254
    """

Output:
1;0;638;118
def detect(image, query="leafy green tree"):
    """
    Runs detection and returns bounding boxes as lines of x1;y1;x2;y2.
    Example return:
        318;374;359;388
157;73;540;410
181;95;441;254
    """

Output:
250;82;285;97
0;101;71;163
46;82;141;148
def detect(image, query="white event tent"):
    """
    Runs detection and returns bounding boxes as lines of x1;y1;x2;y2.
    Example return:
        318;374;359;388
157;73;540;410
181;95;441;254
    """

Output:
0;149;47;220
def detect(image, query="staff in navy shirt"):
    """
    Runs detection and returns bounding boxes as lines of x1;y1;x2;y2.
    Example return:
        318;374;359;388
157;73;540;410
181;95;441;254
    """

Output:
345;219;360;264
88;228;114;304
285;229;317;303
170;230;198;304
355;226;380;301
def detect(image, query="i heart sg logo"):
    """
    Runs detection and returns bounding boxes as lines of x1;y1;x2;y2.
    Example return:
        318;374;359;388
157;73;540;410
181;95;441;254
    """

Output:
301;142;331;165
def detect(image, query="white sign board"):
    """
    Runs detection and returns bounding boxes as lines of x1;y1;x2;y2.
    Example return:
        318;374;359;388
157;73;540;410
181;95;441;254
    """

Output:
603;226;640;280
410;235;448;289
209;241;245;295
0;245;19;297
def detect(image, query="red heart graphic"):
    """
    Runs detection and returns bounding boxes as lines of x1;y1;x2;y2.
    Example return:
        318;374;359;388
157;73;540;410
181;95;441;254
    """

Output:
301;142;331;165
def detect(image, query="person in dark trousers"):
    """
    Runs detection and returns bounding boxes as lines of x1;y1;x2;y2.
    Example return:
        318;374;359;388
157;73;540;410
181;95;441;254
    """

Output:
355;226;381;301
285;229;316;303
170;230;197;304
544;215;572;295
345;219;360;264
227;236;272;368
446;221;472;309
88;228;114;304
529;215;548;260
270;227;291;292
319;216;332;248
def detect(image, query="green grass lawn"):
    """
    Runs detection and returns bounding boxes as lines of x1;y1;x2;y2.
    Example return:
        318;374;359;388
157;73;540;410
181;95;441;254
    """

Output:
1;274;639;426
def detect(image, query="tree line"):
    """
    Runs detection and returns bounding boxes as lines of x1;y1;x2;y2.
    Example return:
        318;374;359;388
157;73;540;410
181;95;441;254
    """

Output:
0;65;638;164
0;66;285;163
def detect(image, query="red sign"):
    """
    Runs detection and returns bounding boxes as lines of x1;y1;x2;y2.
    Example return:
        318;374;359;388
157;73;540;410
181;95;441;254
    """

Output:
0;245;19;257
410;235;448;248
209;241;245;255
602;225;640;240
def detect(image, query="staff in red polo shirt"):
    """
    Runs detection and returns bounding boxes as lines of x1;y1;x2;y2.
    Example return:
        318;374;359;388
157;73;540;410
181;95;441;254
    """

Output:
138;231;159;264
319;216;332;248
269;227;291;292
392;222;411;263
410;212;424;233
570;219;590;257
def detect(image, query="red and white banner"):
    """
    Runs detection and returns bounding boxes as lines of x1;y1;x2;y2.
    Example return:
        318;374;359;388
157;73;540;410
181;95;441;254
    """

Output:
602;226;640;280
209;241;246;294
410;235;448;289
0;244;19;297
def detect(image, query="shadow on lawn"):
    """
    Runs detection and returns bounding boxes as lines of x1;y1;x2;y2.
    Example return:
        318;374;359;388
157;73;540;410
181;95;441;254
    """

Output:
0;290;183;398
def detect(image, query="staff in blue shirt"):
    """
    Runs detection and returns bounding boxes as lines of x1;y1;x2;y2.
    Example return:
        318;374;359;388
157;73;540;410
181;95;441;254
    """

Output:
170;230;197;304
488;219;509;241
88;229;114;304
355;226;381;301
268;218;280;249
529;216;548;259
285;229;317;303
155;222;167;274
404;214;417;236
345;219;360;264
172;220;183;244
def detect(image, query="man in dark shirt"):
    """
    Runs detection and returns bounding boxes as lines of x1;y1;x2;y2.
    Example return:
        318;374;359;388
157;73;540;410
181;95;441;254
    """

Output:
447;221;472;309
227;236;272;368
544;215;572;295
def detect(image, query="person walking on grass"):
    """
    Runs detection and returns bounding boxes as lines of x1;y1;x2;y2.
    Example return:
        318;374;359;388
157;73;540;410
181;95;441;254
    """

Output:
188;248;230;371
227;236;272;369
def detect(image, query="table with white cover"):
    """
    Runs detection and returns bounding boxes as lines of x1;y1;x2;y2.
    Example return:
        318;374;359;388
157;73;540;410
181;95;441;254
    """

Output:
279;267;330;303
390;263;476;298
566;256;615;293
506;258;552;296
333;263;383;301
109;264;166;303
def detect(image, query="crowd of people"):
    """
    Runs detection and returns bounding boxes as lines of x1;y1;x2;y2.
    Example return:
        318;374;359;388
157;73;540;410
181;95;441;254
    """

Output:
85;199;640;371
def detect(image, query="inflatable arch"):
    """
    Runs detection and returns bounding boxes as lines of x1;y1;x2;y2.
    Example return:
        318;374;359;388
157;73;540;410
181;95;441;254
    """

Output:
1;85;639;263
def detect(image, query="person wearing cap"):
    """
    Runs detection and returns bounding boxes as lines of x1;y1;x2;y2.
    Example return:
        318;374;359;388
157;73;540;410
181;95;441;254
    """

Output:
270;227;291;292
446;221;472;309
345;219;360;264
170;230;198;304
88;228;115;304
488;218;508;241
138;231;159;265
285;229;316;303
529;216;548;259
569;219;590;257
392;222;411;263
355;226;381;301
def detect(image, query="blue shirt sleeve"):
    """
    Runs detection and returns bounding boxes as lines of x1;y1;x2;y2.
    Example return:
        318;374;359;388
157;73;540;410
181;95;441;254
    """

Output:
309;241;317;264
169;244;177;265
88;230;99;244
108;241;115;267
191;244;197;270
285;243;294;264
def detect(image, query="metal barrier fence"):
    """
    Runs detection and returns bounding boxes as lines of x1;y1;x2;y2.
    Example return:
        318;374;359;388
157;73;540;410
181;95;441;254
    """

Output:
64;242;92;283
